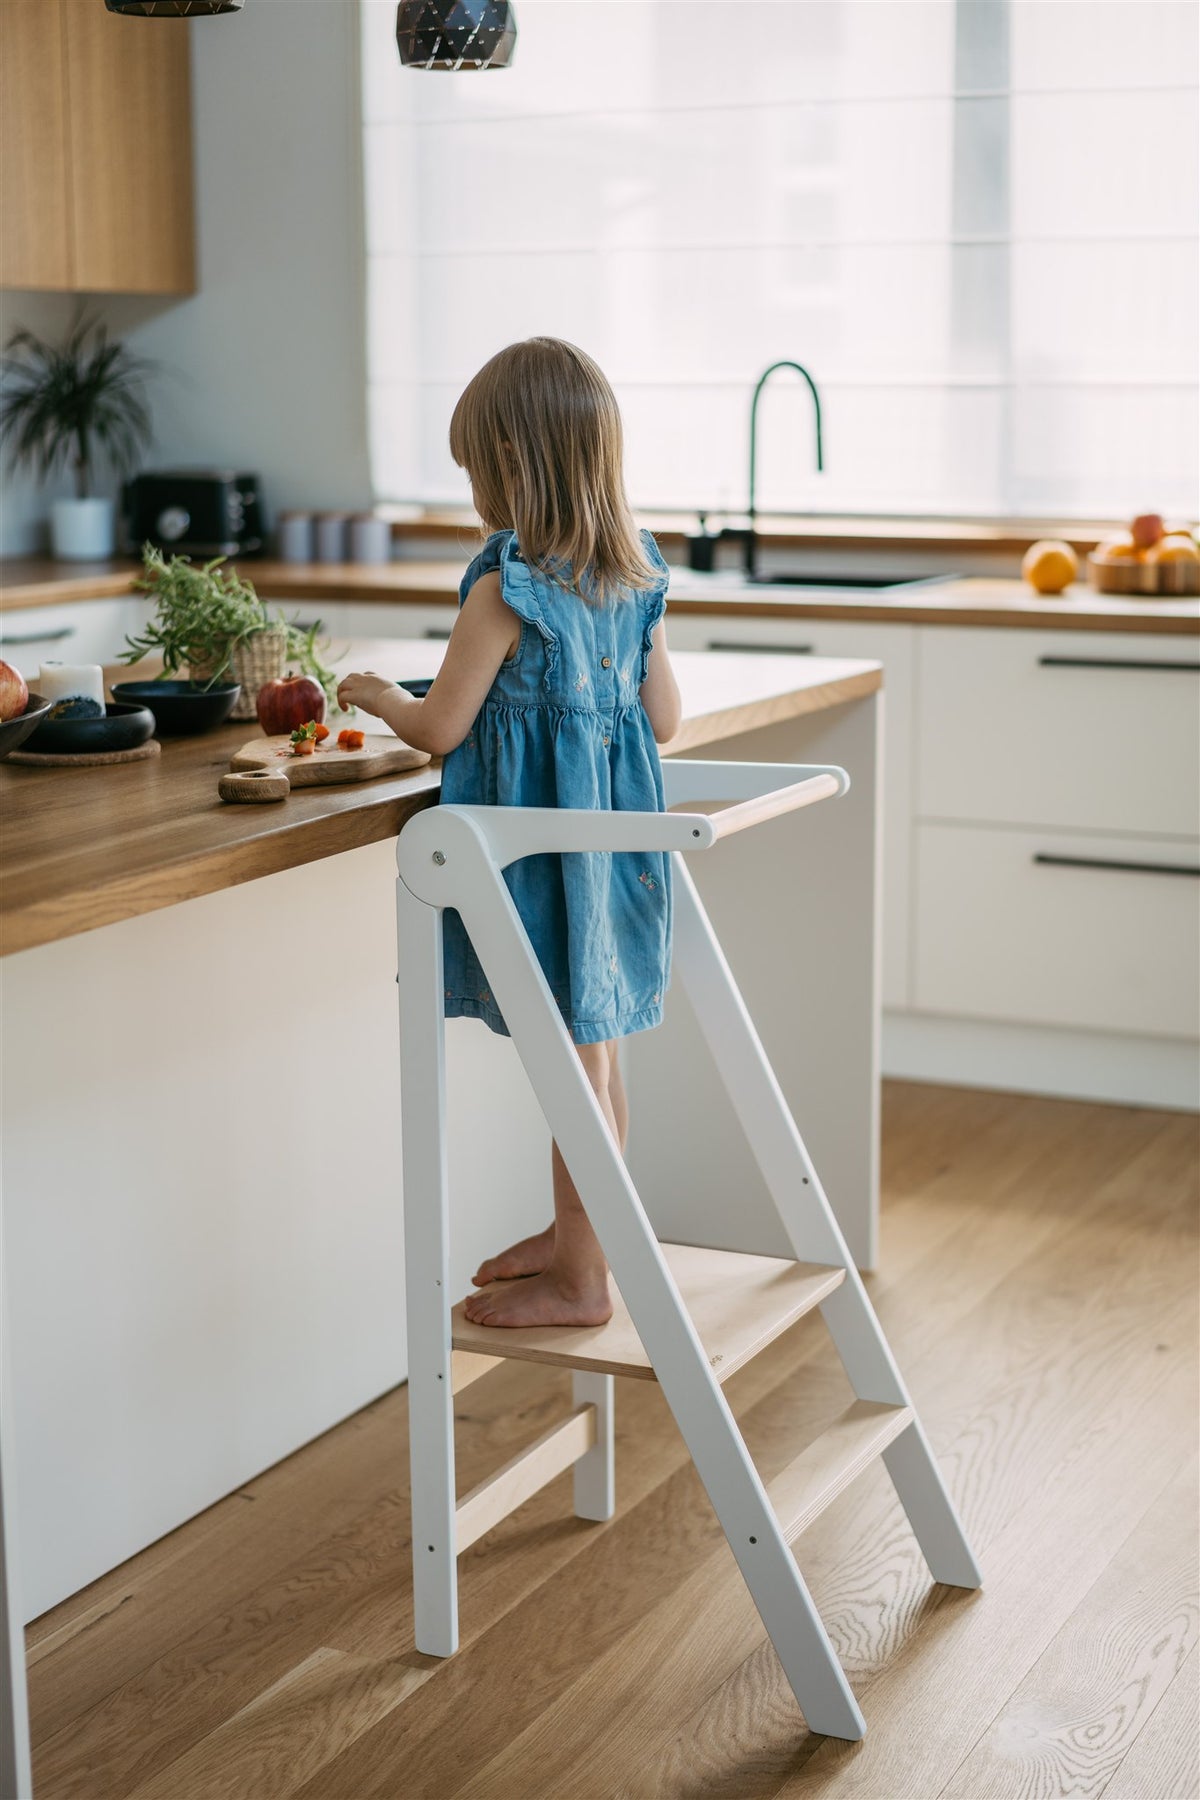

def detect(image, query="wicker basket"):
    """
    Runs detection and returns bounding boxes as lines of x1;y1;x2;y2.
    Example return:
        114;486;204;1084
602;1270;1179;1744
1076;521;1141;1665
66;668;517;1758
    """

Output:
190;626;289;721
1088;550;1200;598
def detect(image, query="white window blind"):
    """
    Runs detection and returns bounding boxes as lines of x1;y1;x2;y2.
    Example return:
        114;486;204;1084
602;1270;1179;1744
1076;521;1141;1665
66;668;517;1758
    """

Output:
361;0;1198;521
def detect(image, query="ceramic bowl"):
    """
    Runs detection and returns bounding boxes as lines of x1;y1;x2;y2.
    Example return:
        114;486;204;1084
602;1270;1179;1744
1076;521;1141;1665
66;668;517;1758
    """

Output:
111;679;242;736
22;700;156;756
0;692;54;761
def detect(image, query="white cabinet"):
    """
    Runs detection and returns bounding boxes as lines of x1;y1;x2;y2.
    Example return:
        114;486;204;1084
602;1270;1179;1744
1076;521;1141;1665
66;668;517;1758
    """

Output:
0;597;154;680
672;603;1199;1103
667;610;914;1009
345;602;457;643
912;624;1200;1065
914;822;1199;1038
916;628;1200;839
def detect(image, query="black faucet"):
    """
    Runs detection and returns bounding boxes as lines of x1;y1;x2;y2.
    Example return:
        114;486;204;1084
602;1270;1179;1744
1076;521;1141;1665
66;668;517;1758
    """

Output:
740;360;824;580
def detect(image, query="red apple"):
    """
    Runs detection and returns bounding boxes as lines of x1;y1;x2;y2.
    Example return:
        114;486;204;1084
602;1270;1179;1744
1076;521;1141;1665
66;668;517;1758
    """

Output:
1130;513;1165;550
256;673;326;736
0;659;29;723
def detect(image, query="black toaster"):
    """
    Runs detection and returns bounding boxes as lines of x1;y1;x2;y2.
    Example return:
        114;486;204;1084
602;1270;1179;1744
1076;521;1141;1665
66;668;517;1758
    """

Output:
124;470;265;557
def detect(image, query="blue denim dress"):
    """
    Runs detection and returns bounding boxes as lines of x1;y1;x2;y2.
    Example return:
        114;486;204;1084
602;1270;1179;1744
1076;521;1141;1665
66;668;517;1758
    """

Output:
440;528;672;1045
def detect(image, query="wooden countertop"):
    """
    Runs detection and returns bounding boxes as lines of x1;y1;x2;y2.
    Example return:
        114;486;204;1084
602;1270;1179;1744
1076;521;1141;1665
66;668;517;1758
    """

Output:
2;556;1197;635
0;640;880;958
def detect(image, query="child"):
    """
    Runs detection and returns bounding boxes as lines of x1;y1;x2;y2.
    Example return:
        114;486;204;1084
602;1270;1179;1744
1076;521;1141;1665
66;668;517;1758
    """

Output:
337;337;682;1331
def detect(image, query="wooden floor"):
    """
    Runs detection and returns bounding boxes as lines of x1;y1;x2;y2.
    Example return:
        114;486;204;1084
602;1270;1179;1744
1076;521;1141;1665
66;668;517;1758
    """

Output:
26;1081;1200;1800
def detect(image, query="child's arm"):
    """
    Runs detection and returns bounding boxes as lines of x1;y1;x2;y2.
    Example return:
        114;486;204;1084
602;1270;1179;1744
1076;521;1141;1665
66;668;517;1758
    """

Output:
336;571;520;756
639;619;682;745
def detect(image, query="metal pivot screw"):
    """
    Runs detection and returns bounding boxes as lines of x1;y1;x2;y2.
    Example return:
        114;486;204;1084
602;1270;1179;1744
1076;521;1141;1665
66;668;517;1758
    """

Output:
432;850;446;865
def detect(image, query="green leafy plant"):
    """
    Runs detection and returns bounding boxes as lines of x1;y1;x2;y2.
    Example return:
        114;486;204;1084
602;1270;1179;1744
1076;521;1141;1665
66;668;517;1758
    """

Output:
120;545;340;704
0;314;153;498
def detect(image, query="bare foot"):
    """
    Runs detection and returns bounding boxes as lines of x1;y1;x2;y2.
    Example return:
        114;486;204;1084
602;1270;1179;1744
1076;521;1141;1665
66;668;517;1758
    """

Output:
472;1224;556;1286
463;1264;613;1329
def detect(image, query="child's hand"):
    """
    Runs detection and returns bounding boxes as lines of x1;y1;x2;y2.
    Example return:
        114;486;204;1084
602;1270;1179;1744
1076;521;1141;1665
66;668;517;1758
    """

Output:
336;670;393;717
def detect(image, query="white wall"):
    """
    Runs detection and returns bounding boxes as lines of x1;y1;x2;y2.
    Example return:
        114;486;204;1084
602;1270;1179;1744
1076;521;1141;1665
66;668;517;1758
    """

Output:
1;0;371;557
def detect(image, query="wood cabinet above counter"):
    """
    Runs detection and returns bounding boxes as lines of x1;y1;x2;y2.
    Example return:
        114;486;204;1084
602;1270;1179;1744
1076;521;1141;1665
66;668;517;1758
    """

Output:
0;0;194;294
2;557;1198;635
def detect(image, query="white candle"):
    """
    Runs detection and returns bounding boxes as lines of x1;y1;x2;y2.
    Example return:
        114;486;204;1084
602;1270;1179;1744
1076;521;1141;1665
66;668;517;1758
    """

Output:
40;662;106;719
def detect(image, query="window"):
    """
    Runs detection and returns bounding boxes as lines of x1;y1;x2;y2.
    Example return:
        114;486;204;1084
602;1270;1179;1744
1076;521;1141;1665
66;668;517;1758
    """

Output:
362;0;1198;521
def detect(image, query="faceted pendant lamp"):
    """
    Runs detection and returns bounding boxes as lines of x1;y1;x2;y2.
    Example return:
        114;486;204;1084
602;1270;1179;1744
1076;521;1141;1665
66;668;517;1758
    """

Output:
104;0;243;14
396;0;516;70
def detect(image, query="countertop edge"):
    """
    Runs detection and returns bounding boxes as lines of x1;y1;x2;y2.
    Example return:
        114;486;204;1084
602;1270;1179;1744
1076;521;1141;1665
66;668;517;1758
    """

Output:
0;659;880;958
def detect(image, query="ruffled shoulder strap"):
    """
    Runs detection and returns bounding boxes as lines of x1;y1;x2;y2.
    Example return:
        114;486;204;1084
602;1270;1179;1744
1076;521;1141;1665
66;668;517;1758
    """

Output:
459;529;559;687
634;529;670;682
457;530;512;606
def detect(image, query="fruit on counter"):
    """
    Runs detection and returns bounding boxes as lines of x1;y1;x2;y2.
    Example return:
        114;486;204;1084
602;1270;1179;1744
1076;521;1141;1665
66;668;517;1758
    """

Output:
1094;533;1140;562
337;728;365;751
1154;534;1200;564
1130;513;1166;550
314;722;331;741
0;659;29;723
1021;540;1078;595
257;673;327;735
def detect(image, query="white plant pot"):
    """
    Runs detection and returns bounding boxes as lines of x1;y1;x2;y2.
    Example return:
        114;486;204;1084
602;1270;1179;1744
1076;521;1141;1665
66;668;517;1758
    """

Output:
51;497;116;561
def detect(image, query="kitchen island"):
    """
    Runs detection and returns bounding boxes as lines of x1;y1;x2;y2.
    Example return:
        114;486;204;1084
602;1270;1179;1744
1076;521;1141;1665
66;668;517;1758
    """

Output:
1;642;882;1625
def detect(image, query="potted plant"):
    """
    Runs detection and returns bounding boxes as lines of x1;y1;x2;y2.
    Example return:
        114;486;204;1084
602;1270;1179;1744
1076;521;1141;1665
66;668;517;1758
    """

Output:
120;545;339;721
0;314;153;561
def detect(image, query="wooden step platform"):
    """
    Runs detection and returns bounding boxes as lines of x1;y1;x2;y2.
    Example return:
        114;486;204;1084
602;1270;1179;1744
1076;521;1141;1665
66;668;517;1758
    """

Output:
451;1243;846;1383
767;1401;914;1543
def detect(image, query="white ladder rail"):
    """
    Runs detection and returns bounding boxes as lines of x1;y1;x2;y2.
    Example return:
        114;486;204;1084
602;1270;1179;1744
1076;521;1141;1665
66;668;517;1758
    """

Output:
395;760;981;1738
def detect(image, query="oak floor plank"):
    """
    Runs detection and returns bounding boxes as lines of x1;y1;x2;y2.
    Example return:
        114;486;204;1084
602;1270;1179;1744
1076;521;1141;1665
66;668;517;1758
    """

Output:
939;1462;1198;1799
24;1087;1197;1800
1099;1646;1199;1800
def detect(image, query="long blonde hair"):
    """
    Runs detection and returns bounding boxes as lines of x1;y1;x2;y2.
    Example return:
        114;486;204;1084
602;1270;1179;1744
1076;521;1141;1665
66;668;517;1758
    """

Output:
449;337;657;602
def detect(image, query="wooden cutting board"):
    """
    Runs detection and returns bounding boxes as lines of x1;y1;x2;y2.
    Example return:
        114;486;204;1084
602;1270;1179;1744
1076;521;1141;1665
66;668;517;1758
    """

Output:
229;733;431;786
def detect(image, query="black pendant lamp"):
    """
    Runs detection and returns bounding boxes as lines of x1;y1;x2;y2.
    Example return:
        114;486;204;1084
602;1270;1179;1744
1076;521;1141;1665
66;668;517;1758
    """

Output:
396;0;516;70
105;0;243;13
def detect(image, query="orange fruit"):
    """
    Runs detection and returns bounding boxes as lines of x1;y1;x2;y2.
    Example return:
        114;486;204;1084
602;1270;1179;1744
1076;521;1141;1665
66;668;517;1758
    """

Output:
1022;539;1079;595
1095;534;1140;562
1155;534;1200;564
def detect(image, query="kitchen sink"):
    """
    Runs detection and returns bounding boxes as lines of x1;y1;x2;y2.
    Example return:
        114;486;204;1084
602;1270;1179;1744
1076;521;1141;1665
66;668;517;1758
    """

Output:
745;571;956;590
672;567;959;593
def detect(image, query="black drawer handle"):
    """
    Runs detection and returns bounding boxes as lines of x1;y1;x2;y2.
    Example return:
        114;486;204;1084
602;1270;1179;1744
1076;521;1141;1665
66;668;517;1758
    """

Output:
1038;656;1200;673
1034;853;1200;879
0;624;76;648
706;640;814;655
422;627;453;641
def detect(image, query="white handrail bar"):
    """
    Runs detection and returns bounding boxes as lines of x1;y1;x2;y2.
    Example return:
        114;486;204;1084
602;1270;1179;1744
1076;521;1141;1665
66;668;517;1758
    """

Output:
402;761;850;876
661;760;850;808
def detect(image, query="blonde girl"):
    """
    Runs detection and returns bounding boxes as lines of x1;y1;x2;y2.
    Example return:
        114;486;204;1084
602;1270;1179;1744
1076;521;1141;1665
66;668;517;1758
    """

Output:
338;338;681;1329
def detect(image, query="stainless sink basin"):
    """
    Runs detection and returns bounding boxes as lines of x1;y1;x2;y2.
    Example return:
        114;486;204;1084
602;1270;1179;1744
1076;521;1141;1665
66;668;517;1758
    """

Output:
745;571;955;591
670;567;958;594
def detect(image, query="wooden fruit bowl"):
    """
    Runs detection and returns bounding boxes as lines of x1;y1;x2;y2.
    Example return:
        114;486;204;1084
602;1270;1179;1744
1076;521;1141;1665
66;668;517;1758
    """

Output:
1087;551;1199;598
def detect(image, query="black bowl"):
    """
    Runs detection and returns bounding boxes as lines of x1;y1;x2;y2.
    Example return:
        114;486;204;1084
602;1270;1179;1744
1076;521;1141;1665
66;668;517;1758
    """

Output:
111;679;242;736
23;700;156;756
397;677;434;698
0;692;54;760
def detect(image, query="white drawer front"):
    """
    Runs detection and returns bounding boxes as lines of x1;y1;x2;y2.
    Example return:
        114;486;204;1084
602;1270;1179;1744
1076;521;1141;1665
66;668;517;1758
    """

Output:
917;627;1200;838
344;602;457;642
666;611;914;1008
0;599;153;679
914;822;1200;1039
